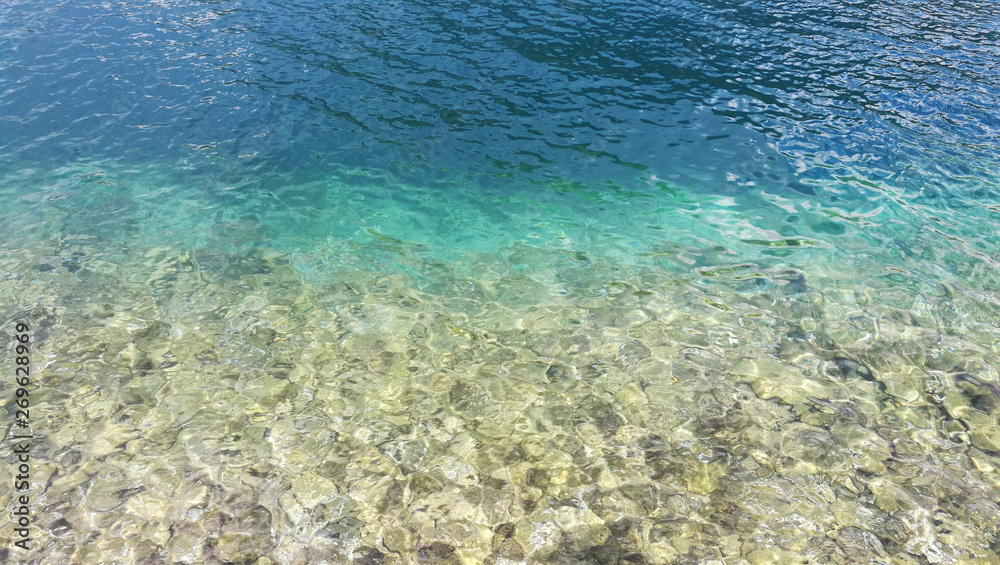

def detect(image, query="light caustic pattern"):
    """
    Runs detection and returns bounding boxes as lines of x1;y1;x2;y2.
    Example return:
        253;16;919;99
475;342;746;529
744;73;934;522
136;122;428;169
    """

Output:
2;0;1000;563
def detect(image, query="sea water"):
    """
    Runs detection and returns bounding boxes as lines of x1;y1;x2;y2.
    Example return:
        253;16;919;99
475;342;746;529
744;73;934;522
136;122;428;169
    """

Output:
2;0;1000;563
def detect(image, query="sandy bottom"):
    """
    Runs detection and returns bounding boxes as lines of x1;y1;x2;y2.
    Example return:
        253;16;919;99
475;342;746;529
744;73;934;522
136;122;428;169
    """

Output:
3;199;1000;565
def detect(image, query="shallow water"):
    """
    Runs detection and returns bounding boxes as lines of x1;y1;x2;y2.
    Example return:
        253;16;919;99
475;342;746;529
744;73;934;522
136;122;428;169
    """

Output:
2;0;1000;563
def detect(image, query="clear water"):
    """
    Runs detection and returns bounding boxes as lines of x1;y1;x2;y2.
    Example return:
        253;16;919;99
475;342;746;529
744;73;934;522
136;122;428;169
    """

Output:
3;0;1000;563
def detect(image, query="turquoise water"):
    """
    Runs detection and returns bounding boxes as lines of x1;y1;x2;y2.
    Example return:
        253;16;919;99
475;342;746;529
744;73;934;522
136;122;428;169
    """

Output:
3;0;1000;563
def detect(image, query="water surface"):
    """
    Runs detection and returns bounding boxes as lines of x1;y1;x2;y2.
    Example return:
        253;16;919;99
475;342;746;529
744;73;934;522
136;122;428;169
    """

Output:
3;0;1000;563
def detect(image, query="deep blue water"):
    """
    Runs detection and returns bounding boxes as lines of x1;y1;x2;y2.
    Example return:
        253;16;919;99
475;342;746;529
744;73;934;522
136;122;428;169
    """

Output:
5;1;1000;181
4;0;1000;278
4;0;1000;563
